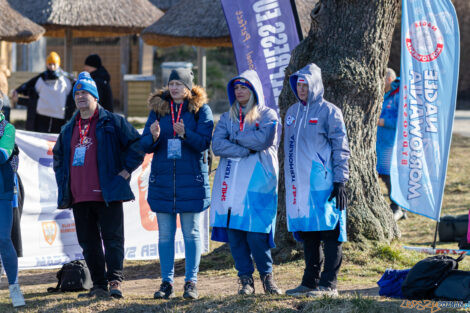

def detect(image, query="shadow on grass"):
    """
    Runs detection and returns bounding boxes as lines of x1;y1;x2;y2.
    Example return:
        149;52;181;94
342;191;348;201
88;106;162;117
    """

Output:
22;293;279;313
8;292;462;313
16;271;57;287
115;243;230;279
15;243;236;290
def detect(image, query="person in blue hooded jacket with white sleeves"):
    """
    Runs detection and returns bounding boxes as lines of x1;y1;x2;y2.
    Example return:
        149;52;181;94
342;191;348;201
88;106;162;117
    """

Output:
211;69;282;295
377;68;405;221
284;63;350;298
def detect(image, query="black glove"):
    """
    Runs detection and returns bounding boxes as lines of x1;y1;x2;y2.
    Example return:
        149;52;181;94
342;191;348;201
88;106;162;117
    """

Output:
328;182;347;211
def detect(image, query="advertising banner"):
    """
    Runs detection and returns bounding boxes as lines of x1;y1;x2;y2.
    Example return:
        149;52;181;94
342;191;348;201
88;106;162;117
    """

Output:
16;130;209;269
391;0;460;220
220;0;300;110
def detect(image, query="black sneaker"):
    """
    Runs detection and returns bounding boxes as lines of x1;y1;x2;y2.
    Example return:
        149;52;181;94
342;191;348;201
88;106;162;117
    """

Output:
260;273;282;294
238;275;255;295
183;281;198;299
154;281;175;299
78;286;109;298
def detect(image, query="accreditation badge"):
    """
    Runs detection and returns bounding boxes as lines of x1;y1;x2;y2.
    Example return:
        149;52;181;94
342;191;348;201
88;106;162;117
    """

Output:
72;146;87;166
167;138;182;159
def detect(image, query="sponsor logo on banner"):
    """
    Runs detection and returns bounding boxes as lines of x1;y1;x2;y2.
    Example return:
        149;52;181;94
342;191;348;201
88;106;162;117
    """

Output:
138;153;158;231
42;221;58;245
309;118;318;125
406;21;444;62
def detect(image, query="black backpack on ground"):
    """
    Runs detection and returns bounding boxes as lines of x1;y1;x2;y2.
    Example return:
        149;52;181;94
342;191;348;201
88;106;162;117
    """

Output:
47;260;92;292
401;254;465;299
434;270;470;301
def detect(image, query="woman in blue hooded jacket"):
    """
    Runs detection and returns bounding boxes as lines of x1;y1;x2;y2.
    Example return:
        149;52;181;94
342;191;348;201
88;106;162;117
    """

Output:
211;70;281;295
140;69;213;300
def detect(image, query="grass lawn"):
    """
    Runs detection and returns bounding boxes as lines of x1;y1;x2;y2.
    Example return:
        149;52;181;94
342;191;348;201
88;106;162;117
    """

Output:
1;135;469;312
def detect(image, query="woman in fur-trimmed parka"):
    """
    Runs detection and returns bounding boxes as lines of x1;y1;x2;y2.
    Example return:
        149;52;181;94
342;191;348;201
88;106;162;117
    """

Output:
140;68;214;300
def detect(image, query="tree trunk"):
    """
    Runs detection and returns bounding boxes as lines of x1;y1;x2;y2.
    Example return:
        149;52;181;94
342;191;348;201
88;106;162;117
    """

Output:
274;0;401;260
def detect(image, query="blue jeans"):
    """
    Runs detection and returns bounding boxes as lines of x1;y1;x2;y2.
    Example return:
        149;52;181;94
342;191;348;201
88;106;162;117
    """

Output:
0;200;18;285
227;229;273;277
157;212;201;283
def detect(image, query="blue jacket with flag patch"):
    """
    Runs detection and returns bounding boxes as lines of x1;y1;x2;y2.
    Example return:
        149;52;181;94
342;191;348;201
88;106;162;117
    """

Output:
284;63;350;242
377;78;400;175
210;69;279;246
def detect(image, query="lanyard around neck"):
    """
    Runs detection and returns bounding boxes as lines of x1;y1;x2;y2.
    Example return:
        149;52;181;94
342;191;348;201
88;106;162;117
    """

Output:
239;105;245;131
170;100;183;137
78;109;97;145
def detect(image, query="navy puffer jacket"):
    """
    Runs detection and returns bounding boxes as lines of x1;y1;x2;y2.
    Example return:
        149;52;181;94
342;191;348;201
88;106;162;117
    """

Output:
140;86;214;213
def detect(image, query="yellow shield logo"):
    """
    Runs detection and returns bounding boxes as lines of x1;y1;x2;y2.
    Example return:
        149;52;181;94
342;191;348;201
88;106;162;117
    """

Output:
42;221;58;245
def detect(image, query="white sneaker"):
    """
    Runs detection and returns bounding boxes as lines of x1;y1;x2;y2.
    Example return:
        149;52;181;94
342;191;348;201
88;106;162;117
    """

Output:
285;284;315;297
306;286;339;298
9;283;25;307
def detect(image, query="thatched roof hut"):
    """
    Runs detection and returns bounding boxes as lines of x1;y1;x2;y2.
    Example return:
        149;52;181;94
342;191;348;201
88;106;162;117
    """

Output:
142;0;317;47
0;0;45;43
142;0;230;47
7;0;164;37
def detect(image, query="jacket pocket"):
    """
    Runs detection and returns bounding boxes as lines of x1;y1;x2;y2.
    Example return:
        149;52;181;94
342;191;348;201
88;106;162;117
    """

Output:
108;174;132;200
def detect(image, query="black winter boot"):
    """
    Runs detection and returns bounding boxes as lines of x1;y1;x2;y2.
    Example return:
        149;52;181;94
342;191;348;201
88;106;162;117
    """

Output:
238;275;255;295
261;273;282;294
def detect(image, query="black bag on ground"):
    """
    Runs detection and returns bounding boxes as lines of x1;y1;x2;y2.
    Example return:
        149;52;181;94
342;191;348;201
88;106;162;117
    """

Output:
434;270;470;301
401;254;465;299
47;260;92;292
459;237;470;250
438;214;468;242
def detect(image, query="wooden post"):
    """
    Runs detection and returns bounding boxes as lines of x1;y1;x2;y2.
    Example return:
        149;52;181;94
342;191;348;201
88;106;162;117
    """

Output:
64;29;73;73
120;36;130;116
197;47;206;88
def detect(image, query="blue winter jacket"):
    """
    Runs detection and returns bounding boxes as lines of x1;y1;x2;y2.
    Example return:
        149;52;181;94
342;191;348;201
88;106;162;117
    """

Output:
377;78;400;175
0;114;16;200
53;106;144;209
140;86;214;213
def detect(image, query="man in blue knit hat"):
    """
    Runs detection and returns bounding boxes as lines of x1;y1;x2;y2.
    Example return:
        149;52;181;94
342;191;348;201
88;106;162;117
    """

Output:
53;72;144;299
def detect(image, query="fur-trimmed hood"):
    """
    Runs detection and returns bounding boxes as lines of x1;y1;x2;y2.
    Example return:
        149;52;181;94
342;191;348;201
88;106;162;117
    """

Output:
147;85;208;116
